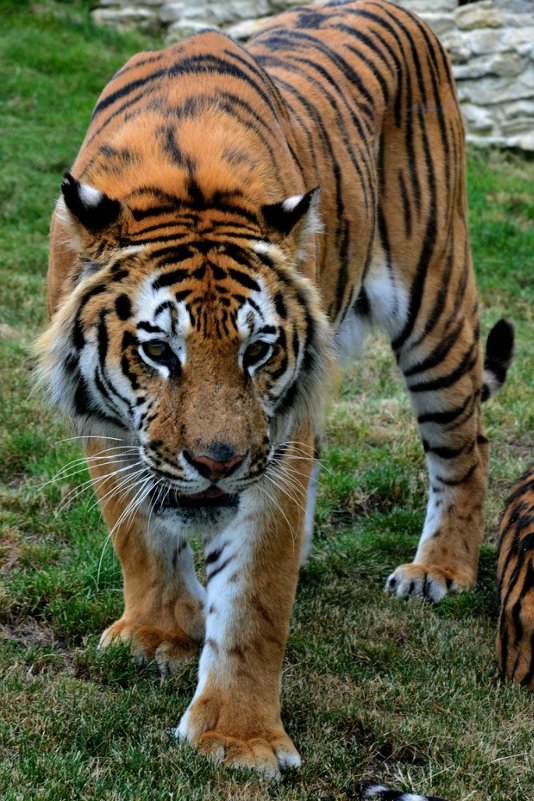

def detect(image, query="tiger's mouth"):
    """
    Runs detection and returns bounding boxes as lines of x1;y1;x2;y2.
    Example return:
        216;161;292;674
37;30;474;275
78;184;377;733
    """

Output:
150;485;239;512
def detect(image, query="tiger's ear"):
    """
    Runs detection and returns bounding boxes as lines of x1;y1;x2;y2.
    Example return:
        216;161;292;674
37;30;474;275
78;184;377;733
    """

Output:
261;186;321;237
60;171;122;233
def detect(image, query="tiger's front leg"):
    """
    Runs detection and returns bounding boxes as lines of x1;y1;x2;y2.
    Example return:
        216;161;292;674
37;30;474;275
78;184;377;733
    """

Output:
177;436;313;778
86;439;206;674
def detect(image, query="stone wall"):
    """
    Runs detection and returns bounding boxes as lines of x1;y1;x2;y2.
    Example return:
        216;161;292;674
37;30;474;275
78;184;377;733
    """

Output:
416;0;534;152
91;0;306;37
91;0;534;151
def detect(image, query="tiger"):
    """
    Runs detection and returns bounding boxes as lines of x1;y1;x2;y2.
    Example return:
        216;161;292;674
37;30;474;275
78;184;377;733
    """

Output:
497;466;534;689
36;0;515;778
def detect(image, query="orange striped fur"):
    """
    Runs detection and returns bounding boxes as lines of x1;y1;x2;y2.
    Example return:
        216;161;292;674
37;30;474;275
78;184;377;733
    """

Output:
497;467;534;689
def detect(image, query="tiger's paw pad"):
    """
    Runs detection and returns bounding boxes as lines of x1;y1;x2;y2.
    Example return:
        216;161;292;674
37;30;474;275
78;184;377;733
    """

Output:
176;703;300;779
385;563;472;603
98;619;197;675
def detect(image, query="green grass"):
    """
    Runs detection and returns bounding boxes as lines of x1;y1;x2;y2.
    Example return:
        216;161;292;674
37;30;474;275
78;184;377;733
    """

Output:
1;2;533;800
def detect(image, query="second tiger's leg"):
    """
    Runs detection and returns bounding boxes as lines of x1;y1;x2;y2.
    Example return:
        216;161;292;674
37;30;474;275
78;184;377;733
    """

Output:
86;439;206;673
177;434;314;777
386;243;488;601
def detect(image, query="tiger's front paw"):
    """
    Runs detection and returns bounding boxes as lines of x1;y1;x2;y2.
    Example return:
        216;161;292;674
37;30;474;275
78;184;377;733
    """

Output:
99;619;197;675
176;694;300;779
385;563;474;603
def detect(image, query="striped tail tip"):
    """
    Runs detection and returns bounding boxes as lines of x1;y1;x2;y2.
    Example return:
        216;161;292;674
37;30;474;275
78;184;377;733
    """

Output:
359;782;450;801
481;318;514;403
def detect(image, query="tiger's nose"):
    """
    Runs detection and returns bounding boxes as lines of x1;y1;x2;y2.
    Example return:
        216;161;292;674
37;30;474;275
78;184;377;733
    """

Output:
183;447;247;480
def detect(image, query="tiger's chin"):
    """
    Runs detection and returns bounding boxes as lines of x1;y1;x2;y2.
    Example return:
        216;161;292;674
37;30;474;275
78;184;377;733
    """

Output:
150;487;241;536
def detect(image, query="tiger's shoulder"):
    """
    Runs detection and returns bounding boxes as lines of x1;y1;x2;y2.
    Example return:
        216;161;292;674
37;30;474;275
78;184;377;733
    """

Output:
496;465;534;688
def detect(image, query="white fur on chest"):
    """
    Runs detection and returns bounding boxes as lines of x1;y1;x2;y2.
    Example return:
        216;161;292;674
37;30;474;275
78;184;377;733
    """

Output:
336;255;409;360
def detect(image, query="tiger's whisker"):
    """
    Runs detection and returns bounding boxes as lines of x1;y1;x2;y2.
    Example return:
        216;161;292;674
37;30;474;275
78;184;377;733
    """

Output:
54;435;126;445
55;465;147;518
37;447;140;491
87;467;148;513
263;468;308;518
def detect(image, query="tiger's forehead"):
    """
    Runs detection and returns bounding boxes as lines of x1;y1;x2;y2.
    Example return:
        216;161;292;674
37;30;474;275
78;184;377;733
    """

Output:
132;249;277;342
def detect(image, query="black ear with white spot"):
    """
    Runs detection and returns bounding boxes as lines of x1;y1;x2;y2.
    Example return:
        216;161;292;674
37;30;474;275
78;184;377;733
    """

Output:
61;171;121;233
261;186;320;237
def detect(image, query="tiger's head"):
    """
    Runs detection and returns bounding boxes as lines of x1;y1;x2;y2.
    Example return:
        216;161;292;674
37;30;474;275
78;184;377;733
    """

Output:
37;173;333;534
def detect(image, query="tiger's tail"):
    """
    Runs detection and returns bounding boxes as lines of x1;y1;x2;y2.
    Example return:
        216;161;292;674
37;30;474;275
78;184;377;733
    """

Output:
359;782;450;801
481;318;514;402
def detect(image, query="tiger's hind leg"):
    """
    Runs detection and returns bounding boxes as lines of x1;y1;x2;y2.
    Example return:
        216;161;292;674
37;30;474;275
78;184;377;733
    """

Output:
86;439;206;674
383;249;489;601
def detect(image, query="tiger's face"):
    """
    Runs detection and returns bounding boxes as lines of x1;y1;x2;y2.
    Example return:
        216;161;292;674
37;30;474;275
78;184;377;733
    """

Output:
38;174;332;534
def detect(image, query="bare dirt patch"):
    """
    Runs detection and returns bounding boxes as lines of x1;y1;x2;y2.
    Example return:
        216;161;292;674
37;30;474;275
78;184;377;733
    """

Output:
0;621;73;674
0;527;22;575
0;621;58;646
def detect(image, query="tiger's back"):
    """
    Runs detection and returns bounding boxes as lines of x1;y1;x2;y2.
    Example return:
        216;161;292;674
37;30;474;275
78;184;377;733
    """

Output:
248;0;469;329
497;467;534;688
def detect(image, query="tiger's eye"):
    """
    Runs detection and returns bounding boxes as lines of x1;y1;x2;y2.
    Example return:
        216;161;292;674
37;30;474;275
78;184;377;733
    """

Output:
247;342;267;360
141;340;176;366
244;341;271;371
